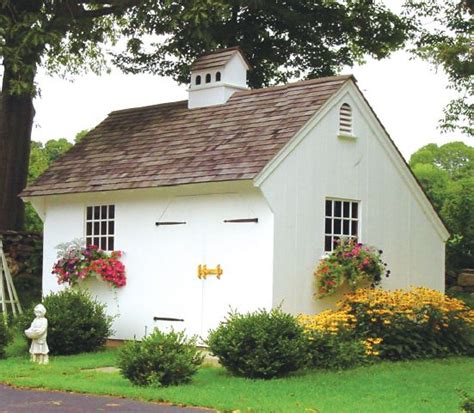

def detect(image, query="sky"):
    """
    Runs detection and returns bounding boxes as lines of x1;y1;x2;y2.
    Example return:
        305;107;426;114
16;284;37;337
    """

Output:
30;3;471;160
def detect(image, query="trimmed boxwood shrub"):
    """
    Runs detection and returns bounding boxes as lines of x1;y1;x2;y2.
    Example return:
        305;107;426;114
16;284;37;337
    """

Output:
118;329;203;387
40;289;113;355
207;308;309;379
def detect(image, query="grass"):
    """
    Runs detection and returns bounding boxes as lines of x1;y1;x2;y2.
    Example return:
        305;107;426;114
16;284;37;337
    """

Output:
0;345;472;413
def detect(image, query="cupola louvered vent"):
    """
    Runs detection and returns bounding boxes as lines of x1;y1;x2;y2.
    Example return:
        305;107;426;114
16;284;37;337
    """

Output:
339;103;353;135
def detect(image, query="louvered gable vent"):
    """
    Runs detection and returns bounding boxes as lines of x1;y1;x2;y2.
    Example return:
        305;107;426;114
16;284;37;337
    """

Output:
339;103;353;135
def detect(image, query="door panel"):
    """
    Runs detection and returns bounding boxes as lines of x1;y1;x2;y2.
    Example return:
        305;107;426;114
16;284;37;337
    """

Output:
153;196;203;338
200;194;265;337
155;193;268;340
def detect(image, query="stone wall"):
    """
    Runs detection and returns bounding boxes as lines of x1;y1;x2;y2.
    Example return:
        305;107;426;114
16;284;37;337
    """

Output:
0;230;43;308
448;269;474;293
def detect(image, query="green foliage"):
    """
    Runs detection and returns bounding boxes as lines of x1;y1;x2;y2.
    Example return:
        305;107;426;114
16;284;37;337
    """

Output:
411;164;450;210
74;129;89;143
409;142;474;180
116;0;408;88
461;393;474;413
118;329;203;387
207;308;308;379
449;291;474;309
404;0;473;136
24;203;43;233
4;330;29;358
410;142;474;270
0;320;11;359
25;137;74;231
442;176;474;269
28;138;73;182
306;333;369;370
12;273;42;310
0;1;127;97
39;289;113;355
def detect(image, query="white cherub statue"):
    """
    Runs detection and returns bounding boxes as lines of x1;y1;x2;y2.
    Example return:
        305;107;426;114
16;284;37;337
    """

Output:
25;304;49;365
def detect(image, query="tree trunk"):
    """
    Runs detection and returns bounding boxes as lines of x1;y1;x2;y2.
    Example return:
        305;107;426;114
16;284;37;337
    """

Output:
0;68;35;230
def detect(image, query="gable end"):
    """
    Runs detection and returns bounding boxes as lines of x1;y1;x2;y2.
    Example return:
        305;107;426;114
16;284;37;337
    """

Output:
254;79;450;241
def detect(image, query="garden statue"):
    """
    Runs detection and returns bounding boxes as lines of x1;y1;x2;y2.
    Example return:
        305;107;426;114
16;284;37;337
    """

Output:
25;304;49;364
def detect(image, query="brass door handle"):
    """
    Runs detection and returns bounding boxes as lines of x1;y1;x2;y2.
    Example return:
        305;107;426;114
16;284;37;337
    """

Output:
197;264;223;280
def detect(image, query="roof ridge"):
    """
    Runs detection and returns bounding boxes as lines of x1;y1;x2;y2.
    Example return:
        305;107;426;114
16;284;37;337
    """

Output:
108;75;353;115
233;74;354;98
191;46;252;70
110;99;187;116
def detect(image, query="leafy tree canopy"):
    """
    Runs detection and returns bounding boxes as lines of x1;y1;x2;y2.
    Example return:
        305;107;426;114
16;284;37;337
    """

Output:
409;141;474;180
28;138;73;182
115;0;409;88
404;0;473;136
411;163;450;211
410;141;474;269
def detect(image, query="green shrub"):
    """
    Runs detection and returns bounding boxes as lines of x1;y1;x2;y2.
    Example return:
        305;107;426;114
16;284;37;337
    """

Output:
118;329;203;387
448;291;474;309
11;304;35;334
461;393;474;413
307;333;370;370
207;308;309;379
40;289;113;355
0;319;11;359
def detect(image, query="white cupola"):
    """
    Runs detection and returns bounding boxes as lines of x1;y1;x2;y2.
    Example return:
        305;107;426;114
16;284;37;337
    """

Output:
188;47;251;109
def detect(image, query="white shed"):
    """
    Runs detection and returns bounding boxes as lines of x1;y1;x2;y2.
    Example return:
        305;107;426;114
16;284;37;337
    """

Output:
22;47;449;341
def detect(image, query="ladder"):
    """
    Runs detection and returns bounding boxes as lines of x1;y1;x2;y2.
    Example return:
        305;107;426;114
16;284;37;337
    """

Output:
0;238;22;320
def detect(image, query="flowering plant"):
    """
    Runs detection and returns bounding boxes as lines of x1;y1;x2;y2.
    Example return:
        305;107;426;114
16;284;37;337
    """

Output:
52;239;126;288
299;287;474;362
315;238;388;298
297;310;381;368
340;287;474;359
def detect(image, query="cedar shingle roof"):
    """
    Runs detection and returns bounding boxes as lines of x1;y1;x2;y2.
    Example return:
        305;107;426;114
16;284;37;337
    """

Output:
21;75;352;197
190;46;251;71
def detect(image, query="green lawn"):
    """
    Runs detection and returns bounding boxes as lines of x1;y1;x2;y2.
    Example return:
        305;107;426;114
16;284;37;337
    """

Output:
0;349;472;412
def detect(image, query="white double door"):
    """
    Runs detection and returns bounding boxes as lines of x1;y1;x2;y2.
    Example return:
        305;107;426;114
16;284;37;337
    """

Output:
154;193;264;340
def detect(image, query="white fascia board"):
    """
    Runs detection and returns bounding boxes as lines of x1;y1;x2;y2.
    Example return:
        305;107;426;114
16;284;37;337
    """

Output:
254;80;450;242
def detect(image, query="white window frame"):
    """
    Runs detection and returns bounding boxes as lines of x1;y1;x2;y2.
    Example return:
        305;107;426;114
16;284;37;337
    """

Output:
85;204;115;251
324;198;360;252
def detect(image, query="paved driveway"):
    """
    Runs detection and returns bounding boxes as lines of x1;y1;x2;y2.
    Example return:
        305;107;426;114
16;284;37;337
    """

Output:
0;384;214;413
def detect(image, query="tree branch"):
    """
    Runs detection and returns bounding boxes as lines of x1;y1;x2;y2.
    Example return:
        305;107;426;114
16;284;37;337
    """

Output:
53;0;142;21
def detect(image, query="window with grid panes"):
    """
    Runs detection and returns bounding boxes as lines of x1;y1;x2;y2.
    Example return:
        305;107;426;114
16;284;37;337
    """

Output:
85;205;115;251
324;199;359;252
